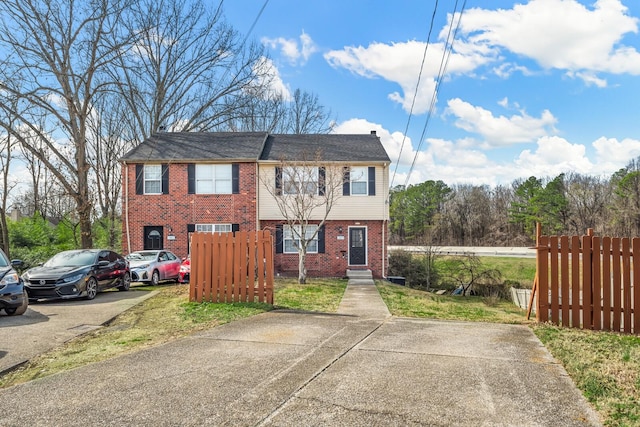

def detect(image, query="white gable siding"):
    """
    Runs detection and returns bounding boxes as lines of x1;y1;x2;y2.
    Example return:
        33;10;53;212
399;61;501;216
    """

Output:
258;164;389;221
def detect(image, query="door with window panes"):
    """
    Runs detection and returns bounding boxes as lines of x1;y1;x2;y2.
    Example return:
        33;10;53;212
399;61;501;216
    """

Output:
143;226;163;250
349;227;366;265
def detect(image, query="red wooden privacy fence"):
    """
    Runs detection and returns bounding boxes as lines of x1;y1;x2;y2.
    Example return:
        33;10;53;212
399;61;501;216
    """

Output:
535;228;639;334
189;230;274;304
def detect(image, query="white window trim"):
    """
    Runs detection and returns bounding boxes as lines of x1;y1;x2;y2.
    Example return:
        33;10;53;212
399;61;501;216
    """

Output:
350;166;368;196
284;225;318;254
283;166;319;196
195;164;232;194
144;164;162;195
195;223;232;233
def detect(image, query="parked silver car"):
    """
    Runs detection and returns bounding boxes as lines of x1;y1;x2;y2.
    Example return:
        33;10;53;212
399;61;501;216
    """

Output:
126;250;181;285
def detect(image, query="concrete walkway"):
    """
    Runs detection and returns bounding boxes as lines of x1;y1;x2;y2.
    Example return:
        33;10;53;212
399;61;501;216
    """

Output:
0;275;602;426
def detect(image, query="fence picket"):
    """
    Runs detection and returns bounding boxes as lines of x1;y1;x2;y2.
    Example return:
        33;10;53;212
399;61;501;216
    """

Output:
602;237;612;331
571;236;581;328
537;230;637;335
189;231;274;304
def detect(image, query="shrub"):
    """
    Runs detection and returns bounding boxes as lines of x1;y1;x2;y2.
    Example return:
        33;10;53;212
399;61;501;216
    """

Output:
388;250;439;290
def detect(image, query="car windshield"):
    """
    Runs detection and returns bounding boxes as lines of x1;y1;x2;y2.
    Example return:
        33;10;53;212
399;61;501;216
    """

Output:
0;254;8;267
127;252;157;261
44;251;97;267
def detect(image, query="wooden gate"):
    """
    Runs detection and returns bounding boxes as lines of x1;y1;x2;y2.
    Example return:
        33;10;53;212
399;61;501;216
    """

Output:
534;227;639;334
189;230;274;304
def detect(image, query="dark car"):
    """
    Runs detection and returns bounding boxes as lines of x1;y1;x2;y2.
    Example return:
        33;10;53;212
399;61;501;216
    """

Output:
22;249;131;301
0;249;27;316
126;250;181;285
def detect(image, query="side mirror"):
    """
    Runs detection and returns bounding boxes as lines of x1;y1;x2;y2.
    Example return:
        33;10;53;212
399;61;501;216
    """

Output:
11;259;24;269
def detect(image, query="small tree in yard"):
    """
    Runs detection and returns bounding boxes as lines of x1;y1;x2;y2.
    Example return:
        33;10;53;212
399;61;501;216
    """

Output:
442;254;502;296
261;154;345;284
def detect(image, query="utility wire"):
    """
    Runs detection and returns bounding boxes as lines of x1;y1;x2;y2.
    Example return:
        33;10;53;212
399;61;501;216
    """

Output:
403;0;467;189
390;0;439;189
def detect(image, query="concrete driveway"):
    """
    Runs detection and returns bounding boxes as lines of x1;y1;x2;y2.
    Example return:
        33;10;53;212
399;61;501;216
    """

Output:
0;289;157;374
0;280;602;426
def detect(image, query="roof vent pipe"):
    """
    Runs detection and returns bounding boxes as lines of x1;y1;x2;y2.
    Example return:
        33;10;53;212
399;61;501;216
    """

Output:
370;130;376;135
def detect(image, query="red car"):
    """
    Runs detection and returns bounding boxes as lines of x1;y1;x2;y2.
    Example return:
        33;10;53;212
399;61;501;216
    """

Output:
178;257;190;283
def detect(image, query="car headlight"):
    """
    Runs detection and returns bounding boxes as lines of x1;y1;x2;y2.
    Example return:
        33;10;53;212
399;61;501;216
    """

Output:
63;273;85;283
0;272;20;286
136;264;150;270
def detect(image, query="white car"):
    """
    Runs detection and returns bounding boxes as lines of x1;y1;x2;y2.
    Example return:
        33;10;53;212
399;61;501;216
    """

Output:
126;250;181;285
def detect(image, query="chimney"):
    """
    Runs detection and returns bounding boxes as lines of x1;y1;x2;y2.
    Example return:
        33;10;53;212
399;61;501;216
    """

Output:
370;130;376;135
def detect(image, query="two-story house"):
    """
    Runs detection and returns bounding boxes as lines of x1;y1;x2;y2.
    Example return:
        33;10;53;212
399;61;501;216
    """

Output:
120;131;390;278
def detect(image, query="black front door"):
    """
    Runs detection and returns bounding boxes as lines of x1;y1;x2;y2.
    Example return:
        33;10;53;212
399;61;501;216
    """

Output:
144;226;163;250
349;227;366;266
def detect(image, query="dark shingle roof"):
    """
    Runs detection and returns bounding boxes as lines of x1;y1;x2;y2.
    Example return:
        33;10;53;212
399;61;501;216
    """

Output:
121;132;390;163
120;132;269;162
260;134;390;163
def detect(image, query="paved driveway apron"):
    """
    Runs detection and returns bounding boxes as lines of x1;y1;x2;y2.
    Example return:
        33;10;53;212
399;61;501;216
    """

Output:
0;281;601;426
0;289;157;374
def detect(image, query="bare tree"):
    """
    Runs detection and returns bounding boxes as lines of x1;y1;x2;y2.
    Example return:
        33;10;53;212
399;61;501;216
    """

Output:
260;154;345;283
286;89;334;134
0;126;17;255
0;0;132;248
87;93;136;247
442;254;502;296
110;0;269;141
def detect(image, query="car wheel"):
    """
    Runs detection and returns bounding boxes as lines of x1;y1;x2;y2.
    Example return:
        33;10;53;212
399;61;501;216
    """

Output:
85;277;98;300
5;290;29;316
151;270;160;286
118;272;131;291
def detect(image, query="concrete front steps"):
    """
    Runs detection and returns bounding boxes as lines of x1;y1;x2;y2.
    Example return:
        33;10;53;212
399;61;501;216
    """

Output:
346;269;373;280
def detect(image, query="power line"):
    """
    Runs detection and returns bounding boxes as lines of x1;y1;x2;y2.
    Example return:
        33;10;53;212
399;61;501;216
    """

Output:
390;0;440;189
403;0;468;189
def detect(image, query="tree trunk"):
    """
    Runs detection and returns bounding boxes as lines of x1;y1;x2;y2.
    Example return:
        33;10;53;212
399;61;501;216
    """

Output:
298;250;307;284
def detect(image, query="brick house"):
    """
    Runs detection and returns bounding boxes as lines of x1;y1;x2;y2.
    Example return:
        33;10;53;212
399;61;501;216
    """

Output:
120;132;390;278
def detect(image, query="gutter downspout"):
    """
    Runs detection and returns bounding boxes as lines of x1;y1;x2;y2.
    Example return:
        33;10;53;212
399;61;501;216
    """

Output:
124;162;131;254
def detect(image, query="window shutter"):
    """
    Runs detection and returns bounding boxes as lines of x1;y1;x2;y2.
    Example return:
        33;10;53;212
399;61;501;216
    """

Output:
317;225;325;254
275;167;282;196
318;167;325;196
188;164;195;194
232;223;239;233
342;167;350;196
187;224;195;232
232;164;239;194
368;166;376;196
162;164;169;194
275;224;283;254
135;164;144;195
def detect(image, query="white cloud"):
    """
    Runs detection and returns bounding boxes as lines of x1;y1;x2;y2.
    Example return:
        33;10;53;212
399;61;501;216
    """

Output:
592;136;640;168
459;0;640;84
445;98;557;146
333;118;419;168
252;57;292;100
331;117;640;189
261;31;317;65
325;39;496;114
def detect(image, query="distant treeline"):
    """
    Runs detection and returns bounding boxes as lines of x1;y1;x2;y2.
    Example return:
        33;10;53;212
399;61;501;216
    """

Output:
389;157;640;246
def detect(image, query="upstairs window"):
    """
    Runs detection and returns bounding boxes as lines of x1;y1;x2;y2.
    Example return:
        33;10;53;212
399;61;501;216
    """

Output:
136;164;168;195
343;166;376;196
188;164;239;194
276;166;324;195
284;167;318;195
196;164;232;194
350;167;368;195
144;165;162;194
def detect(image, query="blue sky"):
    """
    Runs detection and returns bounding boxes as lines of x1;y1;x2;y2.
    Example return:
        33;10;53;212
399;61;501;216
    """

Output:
223;0;640;189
